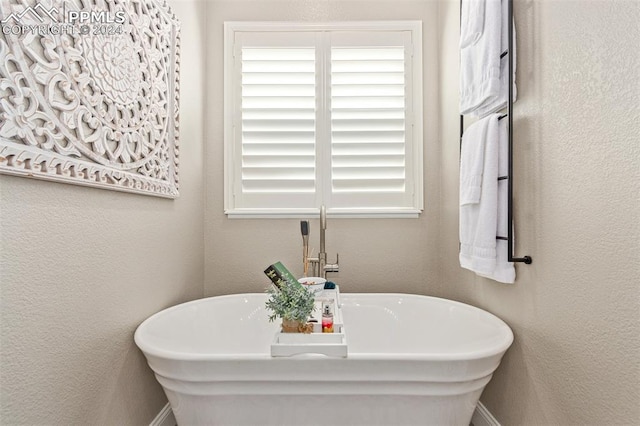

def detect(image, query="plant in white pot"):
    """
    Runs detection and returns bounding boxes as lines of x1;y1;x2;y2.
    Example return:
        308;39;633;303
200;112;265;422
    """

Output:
266;280;315;333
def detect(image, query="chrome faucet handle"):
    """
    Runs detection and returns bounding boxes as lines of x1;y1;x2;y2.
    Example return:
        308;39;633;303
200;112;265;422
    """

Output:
324;253;339;274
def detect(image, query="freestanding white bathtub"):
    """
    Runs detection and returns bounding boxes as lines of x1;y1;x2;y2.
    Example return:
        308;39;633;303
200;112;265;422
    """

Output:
135;293;513;426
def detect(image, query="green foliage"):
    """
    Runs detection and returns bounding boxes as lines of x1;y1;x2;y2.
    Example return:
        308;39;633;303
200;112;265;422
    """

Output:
265;281;315;323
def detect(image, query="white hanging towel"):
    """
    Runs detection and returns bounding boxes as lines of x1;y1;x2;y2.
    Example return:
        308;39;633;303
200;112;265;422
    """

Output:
460;0;485;49
473;0;517;117
477;118;516;283
460;0;517;117
460;114;514;283
460;115;499;276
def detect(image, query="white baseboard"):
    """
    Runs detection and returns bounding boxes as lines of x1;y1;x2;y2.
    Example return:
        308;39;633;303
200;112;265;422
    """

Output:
152;400;495;426
150;403;176;426
472;401;501;426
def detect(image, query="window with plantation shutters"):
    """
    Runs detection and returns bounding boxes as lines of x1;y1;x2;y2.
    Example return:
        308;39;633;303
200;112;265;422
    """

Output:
224;22;423;218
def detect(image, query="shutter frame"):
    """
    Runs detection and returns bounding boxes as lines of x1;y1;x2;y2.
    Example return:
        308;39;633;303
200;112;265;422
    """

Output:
224;22;423;218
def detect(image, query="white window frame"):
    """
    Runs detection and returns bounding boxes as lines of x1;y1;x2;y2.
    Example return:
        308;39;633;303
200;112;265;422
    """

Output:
224;21;423;218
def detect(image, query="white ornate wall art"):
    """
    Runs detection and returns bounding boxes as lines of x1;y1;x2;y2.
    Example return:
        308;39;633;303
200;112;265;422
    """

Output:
0;0;180;198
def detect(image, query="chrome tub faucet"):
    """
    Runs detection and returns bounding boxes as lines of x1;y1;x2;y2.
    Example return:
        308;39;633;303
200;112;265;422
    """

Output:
301;205;339;279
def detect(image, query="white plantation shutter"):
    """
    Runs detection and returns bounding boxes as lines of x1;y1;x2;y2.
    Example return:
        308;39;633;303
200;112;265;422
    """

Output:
231;32;320;210
225;23;422;217
328;34;415;210
241;48;316;193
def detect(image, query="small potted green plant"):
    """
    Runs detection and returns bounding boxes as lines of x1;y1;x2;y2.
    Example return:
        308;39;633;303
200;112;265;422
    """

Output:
266;280;316;333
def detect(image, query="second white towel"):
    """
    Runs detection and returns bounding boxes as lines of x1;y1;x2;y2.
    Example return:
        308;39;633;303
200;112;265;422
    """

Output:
459;114;515;283
479;118;515;283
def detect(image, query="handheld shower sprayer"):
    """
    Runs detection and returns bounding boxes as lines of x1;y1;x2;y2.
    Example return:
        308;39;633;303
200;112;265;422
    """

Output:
300;220;310;276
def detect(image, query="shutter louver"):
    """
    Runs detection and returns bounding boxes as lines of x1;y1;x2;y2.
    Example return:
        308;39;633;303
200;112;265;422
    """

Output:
330;47;407;194
241;48;316;194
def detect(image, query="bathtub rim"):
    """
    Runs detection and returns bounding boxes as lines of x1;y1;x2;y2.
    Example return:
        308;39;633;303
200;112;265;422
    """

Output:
134;292;514;363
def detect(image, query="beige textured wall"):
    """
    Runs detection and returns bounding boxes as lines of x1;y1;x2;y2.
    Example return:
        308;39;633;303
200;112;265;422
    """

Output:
0;1;205;424
204;0;444;297
439;0;640;424
2;0;639;424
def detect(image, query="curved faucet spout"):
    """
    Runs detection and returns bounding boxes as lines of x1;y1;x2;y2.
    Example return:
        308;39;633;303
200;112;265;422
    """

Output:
320;205;327;230
319;205;338;279
320;205;326;256
305;205;339;279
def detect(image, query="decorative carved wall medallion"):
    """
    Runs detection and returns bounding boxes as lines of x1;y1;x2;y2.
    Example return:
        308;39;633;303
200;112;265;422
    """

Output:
0;0;180;198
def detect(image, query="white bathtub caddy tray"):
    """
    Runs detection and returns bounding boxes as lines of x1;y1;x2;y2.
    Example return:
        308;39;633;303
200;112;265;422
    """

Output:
271;287;347;357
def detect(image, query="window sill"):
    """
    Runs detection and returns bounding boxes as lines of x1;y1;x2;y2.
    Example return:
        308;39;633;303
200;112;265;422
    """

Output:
225;208;422;219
